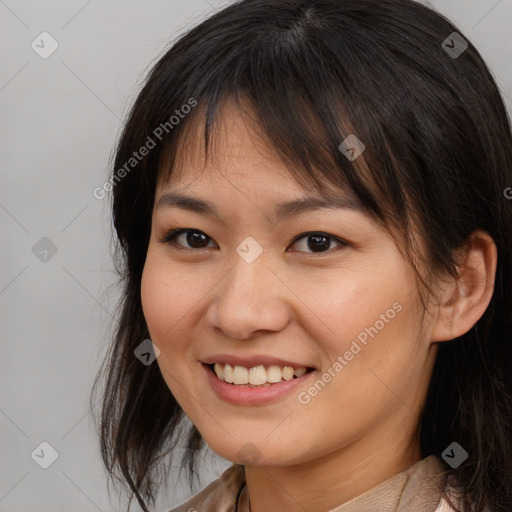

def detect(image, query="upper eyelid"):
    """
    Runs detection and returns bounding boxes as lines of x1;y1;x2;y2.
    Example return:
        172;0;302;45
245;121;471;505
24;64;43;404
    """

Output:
159;228;215;246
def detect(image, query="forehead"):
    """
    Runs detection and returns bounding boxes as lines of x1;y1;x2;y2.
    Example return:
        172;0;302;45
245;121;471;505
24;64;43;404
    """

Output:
154;104;368;230
157;99;290;189
155;98;357;205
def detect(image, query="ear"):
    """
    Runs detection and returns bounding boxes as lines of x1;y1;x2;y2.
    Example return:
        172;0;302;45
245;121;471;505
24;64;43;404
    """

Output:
430;230;497;342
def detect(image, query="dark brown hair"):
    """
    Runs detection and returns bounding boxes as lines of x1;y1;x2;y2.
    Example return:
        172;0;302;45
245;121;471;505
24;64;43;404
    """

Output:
92;0;512;510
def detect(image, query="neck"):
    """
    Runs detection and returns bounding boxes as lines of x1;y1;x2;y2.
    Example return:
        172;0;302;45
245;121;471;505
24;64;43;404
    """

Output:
241;422;422;512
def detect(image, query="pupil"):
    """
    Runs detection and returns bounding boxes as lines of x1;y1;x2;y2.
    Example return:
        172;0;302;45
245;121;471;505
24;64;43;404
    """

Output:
188;231;208;248
308;234;329;252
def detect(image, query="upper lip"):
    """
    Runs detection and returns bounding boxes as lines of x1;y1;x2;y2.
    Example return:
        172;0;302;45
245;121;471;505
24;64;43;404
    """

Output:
202;354;316;369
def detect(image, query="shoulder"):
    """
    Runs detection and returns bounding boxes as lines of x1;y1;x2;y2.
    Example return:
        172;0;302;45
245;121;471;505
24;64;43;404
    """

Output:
163;463;245;512
435;472;492;512
434;496;458;512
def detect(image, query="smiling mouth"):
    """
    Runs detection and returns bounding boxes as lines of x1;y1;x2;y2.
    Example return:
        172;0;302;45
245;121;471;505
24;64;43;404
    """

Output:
207;363;316;387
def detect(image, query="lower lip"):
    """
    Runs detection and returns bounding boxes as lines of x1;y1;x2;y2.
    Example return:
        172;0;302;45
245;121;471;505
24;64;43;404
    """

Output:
202;363;317;406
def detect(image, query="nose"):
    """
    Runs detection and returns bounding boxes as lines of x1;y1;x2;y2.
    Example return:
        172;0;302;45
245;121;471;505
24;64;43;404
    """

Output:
204;250;291;340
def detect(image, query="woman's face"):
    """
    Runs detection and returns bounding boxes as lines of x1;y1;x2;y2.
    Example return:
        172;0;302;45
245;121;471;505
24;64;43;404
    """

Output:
141;100;439;468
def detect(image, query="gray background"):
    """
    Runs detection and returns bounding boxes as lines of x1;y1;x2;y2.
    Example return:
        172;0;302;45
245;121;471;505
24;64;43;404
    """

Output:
1;1;510;511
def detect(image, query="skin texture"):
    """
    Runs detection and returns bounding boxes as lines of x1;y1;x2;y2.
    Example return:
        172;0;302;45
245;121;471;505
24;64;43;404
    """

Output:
140;99;497;512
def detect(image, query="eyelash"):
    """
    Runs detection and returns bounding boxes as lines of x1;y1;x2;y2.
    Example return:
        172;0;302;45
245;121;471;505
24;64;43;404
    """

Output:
158;228;349;254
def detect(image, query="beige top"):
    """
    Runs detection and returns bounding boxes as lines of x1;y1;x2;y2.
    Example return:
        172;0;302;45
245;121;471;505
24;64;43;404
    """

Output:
166;455;464;512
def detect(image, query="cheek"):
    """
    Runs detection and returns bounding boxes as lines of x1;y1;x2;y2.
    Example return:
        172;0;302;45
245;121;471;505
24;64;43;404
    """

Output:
141;259;172;337
140;251;215;379
291;265;410;358
140;267;192;378
140;257;197;399
296;267;422;423
140;253;196;340
305;281;422;411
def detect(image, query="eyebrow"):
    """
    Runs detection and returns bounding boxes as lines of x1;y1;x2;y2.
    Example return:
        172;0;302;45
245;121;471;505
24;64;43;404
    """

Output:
156;191;364;224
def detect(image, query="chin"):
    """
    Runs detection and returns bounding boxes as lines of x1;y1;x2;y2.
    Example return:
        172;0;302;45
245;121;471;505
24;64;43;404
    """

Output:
206;437;305;468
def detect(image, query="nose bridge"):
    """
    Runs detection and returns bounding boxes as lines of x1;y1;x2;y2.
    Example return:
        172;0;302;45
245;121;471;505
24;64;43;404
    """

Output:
206;241;289;339
227;235;272;297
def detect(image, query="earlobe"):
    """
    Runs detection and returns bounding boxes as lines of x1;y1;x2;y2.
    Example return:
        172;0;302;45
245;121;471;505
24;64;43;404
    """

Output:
430;230;497;343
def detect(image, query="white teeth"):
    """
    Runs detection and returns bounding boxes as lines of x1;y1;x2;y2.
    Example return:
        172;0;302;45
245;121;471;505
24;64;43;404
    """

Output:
248;365;267;385
223;363;234;383
211;363;310;385
294;367;306;377
266;365;282;383
214;363;224;381
233;365;249;384
282;366;294;381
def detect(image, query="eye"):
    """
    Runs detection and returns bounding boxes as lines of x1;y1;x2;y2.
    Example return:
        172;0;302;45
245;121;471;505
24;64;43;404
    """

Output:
159;228;217;250
288;232;348;254
159;228;348;254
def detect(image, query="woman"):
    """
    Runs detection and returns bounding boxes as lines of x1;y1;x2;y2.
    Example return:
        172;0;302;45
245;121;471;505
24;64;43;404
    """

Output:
92;0;512;510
